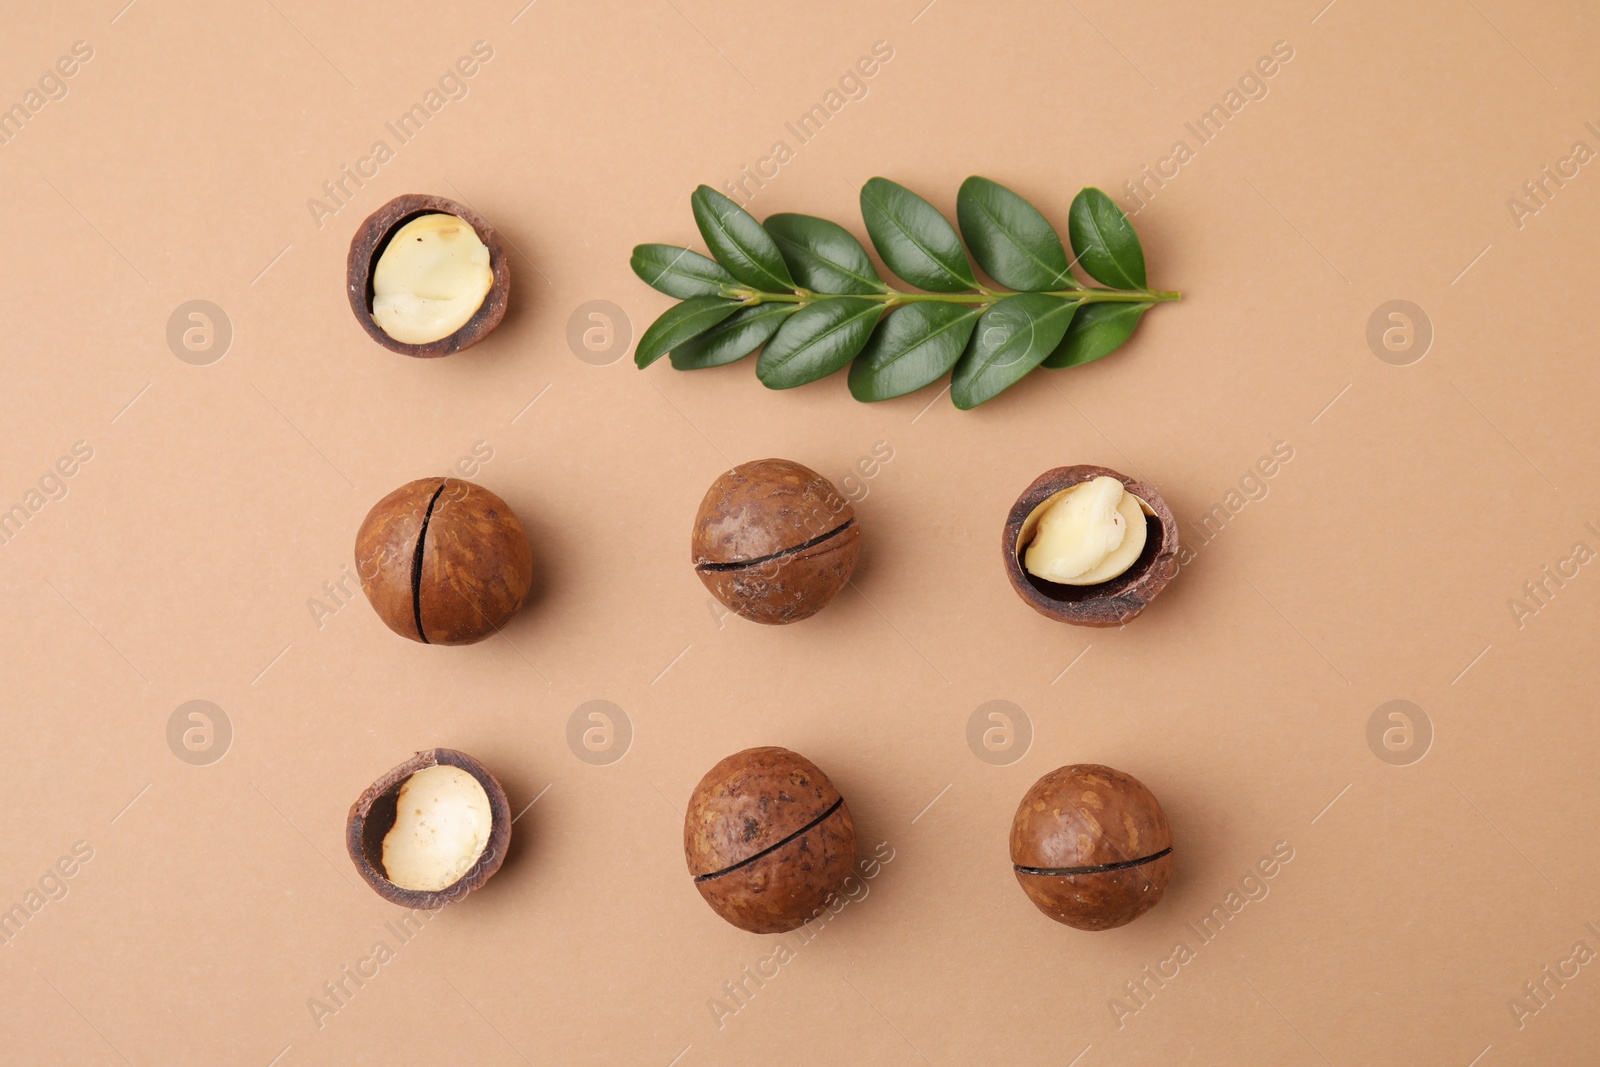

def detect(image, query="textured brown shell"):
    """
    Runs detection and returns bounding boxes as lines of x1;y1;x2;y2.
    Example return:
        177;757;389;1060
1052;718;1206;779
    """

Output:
354;478;437;640
346;193;510;358
1010;763;1173;931
691;459;859;625
1002;464;1179;627
354;477;533;645
345;748;512;910
684;747;858;934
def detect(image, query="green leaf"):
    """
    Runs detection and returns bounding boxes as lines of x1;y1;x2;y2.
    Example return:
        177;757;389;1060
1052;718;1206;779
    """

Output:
690;186;794;292
849;303;982;401
1068;188;1146;290
956;177;1076;292
635;296;742;368
756;298;882;389
629;244;737;299
1042;301;1151;369
763;213;886;295
859;177;977;292
670;304;796;370
950;294;1077;409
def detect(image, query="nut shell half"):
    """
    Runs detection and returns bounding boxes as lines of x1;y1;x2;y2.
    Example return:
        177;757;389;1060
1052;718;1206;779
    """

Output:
1010;763;1173;931
346;193;510;357
1002;464;1178;626
692;459;859;625
685;747;858;934
346;748;512;909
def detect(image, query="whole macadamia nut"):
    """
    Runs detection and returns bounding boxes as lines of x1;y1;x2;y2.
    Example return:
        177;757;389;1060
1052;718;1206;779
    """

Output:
355;477;533;645
684;747;857;933
692;459;860;625
1010;763;1174;931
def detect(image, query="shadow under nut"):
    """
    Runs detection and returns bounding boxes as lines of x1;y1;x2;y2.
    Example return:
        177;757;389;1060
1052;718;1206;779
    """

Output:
1002;464;1179;627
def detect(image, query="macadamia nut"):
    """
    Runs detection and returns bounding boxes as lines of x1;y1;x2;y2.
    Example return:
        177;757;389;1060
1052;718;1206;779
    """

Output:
371;213;494;345
1024;475;1148;586
381;765;492;892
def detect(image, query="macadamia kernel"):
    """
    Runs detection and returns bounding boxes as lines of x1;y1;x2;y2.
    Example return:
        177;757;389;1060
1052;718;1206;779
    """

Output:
371;214;494;345
381;764;492;892
1024;475;1148;585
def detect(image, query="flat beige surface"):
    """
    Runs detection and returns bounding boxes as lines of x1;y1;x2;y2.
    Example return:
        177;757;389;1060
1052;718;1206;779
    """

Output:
3;1;1598;1063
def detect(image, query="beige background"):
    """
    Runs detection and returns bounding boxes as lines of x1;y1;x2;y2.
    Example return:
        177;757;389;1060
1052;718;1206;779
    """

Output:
2;0;1598;1063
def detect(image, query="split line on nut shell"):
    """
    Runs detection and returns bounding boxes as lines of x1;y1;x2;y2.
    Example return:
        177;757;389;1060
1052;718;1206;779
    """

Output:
1013;846;1173;877
409;479;450;643
693;518;856;573
693;797;844;882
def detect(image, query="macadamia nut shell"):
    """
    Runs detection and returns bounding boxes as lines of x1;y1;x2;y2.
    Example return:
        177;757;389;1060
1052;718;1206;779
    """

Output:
692;459;859;625
347;193;510;358
1010;763;1174;931
1003;464;1179;626
685;747;858;934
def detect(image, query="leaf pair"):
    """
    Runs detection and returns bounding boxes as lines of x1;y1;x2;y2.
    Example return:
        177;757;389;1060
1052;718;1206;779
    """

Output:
631;176;1175;409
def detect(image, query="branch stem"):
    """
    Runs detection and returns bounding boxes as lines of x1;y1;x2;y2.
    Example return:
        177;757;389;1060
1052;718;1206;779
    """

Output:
733;286;1181;309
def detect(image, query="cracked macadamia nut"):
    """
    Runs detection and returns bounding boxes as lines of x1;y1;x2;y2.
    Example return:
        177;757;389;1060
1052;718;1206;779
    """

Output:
1010;764;1174;931
1003;465;1179;626
347;193;510;357
371;214;494;345
382;764;492;892
692;459;860;625
684;747;857;933
347;749;511;909
355;477;533;645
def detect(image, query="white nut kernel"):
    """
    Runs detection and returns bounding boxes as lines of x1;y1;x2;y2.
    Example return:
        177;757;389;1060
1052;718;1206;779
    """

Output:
1023;475;1148;586
370;213;493;345
380;764;492;892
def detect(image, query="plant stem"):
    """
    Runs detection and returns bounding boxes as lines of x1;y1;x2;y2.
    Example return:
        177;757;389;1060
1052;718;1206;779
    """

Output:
733;286;1181;309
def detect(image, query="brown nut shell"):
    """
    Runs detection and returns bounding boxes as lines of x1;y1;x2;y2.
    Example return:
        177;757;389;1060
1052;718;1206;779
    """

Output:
1002;464;1179;626
1010;763;1174;931
692;459;859;625
346;193;510;357
685;746;858;934
346;748;511;909
355;477;533;645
